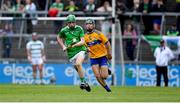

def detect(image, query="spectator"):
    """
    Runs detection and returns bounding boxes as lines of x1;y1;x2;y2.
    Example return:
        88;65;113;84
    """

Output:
2;24;14;58
125;0;134;10
166;24;179;36
130;0;142;36
65;0;78;12
12;0;24;12
176;0;180;33
141;0;152;35
84;0;96;12
50;0;64;12
12;0;24;33
49;0;64;33
34;0;46;10
117;1;128;14
177;17;180;34
1;0;13;11
1;0;13;25
97;1;112;40
83;0;88;6
123;23;137;61
154;40;174;87
151;0;166;34
74;0;83;11
141;0;151;14
24;0;37;34
97;1;112;12
131;0;141;12
117;1;128;31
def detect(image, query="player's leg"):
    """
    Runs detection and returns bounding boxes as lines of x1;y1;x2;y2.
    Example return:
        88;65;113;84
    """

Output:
38;64;43;84
156;66;161;86
92;65;106;86
73;51;91;92
31;58;37;84
92;64;111;92
100;66;108;79
99;57;111;92
74;51;86;82
162;67;168;87
32;65;37;84
100;66;111;92
37;58;44;84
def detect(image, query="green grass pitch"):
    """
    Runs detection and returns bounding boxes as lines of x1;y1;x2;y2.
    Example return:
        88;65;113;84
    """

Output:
0;84;180;102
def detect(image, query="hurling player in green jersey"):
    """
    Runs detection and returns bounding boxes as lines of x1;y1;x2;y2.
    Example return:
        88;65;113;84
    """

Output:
57;14;91;92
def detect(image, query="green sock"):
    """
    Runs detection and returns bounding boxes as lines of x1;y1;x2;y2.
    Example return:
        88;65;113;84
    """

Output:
80;77;85;82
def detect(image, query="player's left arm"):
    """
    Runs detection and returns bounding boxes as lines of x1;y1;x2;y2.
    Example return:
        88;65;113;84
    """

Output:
41;42;46;62
105;41;112;60
71;37;85;47
100;33;112;60
72;27;85;47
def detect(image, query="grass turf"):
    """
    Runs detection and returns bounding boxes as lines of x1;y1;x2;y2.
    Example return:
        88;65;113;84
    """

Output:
0;84;180;102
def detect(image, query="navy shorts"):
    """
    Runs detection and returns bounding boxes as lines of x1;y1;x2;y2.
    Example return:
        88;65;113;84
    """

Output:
90;56;108;66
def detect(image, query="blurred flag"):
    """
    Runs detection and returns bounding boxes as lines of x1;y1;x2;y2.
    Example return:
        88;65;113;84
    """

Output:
143;35;180;54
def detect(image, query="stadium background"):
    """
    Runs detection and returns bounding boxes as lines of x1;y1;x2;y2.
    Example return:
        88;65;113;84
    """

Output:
0;0;180;87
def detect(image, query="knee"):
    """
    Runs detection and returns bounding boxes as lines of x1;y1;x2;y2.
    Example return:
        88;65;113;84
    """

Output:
75;61;82;66
33;68;37;72
101;74;108;79
75;64;81;68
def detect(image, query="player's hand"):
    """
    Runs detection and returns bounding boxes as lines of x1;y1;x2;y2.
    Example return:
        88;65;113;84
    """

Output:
42;56;46;62
71;44;76;48
107;54;112;60
28;56;32;63
63;46;67;52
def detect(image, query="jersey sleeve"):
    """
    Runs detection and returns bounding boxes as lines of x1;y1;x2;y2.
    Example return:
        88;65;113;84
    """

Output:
167;47;174;60
154;48;158;58
99;33;108;44
26;42;30;50
79;26;85;38
58;29;65;38
40;41;44;49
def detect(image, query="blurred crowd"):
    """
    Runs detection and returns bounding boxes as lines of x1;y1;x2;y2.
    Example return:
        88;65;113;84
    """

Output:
0;0;112;12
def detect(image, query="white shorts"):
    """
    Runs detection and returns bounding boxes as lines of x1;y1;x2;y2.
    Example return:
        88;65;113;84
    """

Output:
69;51;85;65
31;58;43;65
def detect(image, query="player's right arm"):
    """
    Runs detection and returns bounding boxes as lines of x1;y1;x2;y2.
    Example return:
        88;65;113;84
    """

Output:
57;29;67;51
26;42;32;63
57;36;67;52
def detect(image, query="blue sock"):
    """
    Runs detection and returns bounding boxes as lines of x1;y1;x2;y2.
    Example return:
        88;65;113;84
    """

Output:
104;85;111;92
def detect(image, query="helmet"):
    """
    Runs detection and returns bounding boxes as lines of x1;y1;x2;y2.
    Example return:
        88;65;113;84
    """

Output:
66;14;76;23
85;18;95;24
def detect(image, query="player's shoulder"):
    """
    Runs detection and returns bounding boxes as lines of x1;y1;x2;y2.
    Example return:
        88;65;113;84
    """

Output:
155;47;160;51
165;46;171;51
27;40;33;45
26;40;33;47
36;40;43;44
75;25;83;30
60;26;69;32
94;29;103;35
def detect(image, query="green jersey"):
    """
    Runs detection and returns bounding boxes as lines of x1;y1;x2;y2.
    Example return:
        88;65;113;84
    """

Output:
58;25;86;59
